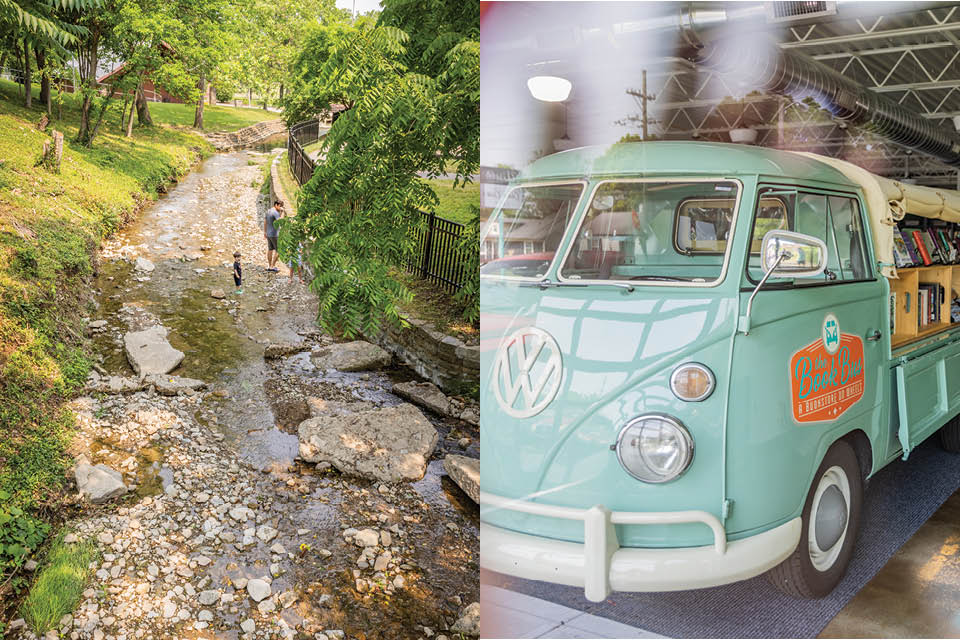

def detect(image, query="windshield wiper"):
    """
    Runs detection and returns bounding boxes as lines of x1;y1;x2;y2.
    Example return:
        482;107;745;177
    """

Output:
519;279;635;292
627;275;691;282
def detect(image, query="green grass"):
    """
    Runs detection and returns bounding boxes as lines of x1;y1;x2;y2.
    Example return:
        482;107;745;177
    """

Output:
20;535;99;634
0;78;209;607
303;140;323;157
427;179;480;225
147;101;279;133
275;151;301;215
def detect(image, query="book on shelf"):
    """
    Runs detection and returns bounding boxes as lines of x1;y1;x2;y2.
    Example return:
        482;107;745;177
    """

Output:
921;230;944;264
939;229;958;263
900;230;922;266
919;283;944;326
912;229;933;265
892;233;912;268
930;229;948;263
929;228;946;262
920;287;929;327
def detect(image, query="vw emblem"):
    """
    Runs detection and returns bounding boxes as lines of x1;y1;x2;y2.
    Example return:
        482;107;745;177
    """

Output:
493;327;562;419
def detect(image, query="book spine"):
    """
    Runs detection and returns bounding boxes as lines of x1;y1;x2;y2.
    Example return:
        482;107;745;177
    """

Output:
914;230;933;265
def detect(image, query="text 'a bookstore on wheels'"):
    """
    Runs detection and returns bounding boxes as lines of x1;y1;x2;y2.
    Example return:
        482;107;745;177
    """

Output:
890;218;960;347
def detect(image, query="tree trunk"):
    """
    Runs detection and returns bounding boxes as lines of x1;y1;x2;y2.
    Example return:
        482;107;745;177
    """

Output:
135;72;153;125
86;92;114;147
193;74;205;129
76;31;100;144
120;94;130;133
248;87;252;106
279;83;284;101
23;40;31;108
125;93;135;137
36;48;50;114
136;88;153;125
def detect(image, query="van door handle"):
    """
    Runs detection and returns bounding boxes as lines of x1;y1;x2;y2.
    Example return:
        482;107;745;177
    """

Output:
867;330;882;341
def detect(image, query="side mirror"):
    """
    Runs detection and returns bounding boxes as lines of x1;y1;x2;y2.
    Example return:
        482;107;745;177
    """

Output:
761;230;828;278
738;230;830;335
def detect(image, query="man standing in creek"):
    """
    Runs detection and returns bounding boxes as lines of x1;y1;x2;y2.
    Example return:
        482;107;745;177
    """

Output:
264;199;283;272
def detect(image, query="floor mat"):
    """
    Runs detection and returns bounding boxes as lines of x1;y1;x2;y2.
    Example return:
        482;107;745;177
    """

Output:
487;438;960;638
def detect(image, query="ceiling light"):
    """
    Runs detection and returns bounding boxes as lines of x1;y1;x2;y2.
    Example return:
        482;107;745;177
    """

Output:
527;76;572;102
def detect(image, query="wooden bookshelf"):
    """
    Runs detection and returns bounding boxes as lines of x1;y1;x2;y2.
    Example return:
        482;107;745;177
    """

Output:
890;265;957;348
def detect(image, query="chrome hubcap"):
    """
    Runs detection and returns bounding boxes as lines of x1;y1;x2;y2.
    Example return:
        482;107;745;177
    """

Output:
808;465;851;572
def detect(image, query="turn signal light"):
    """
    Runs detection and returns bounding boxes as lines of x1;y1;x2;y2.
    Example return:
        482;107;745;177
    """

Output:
670;363;715;402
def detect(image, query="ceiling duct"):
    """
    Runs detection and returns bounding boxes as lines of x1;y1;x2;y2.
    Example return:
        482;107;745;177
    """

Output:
765;1;837;24
678;3;960;166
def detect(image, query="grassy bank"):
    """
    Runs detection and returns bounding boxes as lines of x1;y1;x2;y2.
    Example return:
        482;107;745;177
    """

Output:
426;178;480;225
0;80;211;608
148;101;278;133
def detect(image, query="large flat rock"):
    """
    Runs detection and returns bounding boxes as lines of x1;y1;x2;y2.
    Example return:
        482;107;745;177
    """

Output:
444;455;479;503
74;456;127;504
392;381;451;416
298;403;438;482
146;374;207;396
124;325;184;376
310;341;390;372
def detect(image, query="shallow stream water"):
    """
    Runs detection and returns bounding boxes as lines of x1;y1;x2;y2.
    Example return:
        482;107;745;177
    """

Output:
81;148;479;638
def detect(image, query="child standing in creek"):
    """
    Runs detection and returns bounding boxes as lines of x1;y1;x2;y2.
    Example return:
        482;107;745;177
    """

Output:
233;251;243;294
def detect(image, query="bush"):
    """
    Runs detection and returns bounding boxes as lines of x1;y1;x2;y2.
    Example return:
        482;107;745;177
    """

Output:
0;492;50;594
215;85;235;103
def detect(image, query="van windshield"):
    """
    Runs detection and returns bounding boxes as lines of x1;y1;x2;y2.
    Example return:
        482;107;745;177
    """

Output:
480;183;584;278
559;180;740;283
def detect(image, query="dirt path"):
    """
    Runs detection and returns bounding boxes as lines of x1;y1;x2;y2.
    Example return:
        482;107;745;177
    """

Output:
45;150;478;640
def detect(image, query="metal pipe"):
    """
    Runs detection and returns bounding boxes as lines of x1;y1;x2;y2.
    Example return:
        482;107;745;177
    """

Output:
677;2;960;166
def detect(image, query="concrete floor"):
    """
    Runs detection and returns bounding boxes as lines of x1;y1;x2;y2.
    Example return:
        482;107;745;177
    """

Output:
820;488;960;638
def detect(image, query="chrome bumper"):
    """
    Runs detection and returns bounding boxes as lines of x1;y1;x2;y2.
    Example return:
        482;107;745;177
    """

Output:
480;491;802;602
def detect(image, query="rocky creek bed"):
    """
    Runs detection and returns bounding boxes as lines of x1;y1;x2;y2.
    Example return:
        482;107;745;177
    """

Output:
13;150;479;640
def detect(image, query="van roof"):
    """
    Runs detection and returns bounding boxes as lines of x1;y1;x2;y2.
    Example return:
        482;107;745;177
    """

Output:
517;141;858;188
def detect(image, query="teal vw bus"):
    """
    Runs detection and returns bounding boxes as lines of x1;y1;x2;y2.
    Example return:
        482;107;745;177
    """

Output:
479;141;960;600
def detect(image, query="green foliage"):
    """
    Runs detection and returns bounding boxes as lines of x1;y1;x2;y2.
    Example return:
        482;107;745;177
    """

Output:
0;0;100;51
281;22;360;125
215;84;235;103
283;0;478;336
453;208;479;324
236;0;347;119
20;535;98;634
0;490;50;593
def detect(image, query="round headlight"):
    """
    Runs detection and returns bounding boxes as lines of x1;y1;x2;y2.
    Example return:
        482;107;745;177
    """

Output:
670;363;715;402
615;415;694;483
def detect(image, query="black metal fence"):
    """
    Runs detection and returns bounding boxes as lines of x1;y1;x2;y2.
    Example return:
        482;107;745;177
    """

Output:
287;119;470;293
287;119;322;186
408;210;467;294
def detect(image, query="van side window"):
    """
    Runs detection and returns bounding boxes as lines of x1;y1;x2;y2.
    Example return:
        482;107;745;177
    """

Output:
748;189;870;283
828;196;869;280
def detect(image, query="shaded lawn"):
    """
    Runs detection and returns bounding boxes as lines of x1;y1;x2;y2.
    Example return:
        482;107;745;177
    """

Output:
0;78;276;134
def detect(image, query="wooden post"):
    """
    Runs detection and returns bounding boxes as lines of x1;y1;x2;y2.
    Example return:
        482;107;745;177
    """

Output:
52;130;63;172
